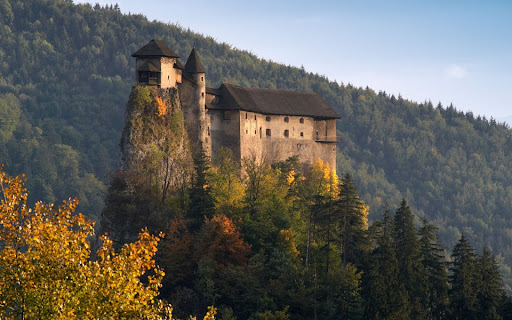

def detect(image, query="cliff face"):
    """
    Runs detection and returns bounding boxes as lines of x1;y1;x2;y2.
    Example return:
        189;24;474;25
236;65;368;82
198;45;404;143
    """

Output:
120;85;193;199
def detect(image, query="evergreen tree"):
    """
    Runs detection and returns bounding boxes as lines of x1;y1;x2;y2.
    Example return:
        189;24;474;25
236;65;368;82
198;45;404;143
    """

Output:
187;149;215;231
393;199;428;319
449;235;479;319
364;209;410;319
418;218;449;319
337;174;369;268
476;248;505;320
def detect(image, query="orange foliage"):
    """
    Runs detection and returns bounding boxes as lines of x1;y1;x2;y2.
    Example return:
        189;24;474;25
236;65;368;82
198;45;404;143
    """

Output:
196;214;251;268
155;96;167;117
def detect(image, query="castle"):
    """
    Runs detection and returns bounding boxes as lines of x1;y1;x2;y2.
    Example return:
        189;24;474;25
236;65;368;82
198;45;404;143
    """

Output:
132;39;340;169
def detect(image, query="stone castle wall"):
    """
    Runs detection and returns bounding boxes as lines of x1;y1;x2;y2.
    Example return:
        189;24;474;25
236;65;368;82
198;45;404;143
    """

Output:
207;108;337;169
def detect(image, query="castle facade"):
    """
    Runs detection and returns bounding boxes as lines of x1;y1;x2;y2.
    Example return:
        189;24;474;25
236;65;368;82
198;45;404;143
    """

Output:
132;40;339;169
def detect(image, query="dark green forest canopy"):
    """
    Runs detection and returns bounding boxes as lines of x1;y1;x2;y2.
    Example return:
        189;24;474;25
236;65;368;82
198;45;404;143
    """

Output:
2;0;512;287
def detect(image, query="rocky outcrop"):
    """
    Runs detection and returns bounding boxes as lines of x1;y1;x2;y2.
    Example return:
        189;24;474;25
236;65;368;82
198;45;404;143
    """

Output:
119;85;193;199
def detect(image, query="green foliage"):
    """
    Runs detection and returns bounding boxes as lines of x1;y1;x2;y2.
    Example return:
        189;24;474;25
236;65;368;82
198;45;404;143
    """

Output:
2;0;512;289
0;93;21;143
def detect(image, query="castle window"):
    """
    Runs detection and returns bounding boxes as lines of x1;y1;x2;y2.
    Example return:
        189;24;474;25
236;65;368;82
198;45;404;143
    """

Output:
300;118;305;124
266;129;271;136
260;127;262;139
254;130;256;134
254;115;256;120
208;127;210;136
266;116;271;122
201;92;204;97
246;129;248;134
284;117;289;123
284;130;289;137
201;76;204;81
300;132;304;137
246;113;248;119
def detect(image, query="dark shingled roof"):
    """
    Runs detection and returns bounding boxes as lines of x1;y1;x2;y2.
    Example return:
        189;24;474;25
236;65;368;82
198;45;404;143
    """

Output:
213;83;340;119
206;87;219;95
184;48;205;73
131;39;179;58
137;61;159;72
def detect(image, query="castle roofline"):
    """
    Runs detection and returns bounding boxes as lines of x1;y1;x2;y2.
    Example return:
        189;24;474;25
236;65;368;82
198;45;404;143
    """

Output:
184;48;205;73
131;39;180;58
211;83;340;119
137;61;159;72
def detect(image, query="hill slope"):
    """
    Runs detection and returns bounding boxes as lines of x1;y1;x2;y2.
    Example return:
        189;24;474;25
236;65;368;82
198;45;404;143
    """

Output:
1;0;512;284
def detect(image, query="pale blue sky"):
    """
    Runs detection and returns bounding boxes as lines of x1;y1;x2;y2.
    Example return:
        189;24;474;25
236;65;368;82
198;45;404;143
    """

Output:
76;0;512;120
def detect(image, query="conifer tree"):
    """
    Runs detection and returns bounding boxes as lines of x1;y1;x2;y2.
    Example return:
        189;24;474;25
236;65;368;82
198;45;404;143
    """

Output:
476;248;505;319
393;199;428;319
187;148;215;231
364;209;410;319
418;218;449;319
337;174;369;268
449;235;479;319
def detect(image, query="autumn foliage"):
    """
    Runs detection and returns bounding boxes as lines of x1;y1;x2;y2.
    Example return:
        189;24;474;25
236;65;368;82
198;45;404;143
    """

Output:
0;167;172;319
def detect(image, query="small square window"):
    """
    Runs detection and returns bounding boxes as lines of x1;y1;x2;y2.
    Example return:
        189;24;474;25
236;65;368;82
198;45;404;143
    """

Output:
300;118;304;124
266;129;271;136
284;117;289;123
266;116;271;122
284;130;289;137
300;132;304;137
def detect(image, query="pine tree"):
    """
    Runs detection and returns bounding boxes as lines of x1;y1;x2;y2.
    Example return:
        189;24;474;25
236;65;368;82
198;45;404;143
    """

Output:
418;218;449;320
187;149;215;231
337;174;369;268
393;199;428;319
476;248;504;319
364;209;410;319
449;235;479;319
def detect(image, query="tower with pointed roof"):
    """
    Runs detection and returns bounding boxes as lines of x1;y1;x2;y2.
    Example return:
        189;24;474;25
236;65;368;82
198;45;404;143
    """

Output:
131;39;182;89
131;40;340;169
180;47;210;155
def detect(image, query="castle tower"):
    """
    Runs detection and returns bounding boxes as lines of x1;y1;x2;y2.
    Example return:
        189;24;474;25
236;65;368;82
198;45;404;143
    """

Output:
131;39;182;89
182;48;210;155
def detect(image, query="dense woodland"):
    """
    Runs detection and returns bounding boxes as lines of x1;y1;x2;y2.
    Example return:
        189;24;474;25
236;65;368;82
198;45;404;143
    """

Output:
2;0;512;313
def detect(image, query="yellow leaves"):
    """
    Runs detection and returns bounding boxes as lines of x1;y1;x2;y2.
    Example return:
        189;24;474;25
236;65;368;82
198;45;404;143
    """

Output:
203;306;217;320
0;168;172;319
311;158;340;199
286;170;295;185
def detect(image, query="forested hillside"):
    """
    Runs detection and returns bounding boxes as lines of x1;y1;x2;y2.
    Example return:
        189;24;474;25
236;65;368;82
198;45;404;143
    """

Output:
2;0;512;287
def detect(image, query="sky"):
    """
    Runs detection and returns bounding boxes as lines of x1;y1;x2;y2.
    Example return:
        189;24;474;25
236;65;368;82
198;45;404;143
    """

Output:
76;0;512;121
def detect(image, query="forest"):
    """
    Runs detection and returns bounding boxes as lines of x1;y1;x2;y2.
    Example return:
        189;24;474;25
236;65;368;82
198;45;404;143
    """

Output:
1;0;512;315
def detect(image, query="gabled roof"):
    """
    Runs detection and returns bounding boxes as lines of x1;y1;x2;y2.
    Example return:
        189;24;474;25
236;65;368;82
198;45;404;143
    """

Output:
131;39;179;58
212;83;340;119
137;61;159;72
184;48;205;73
